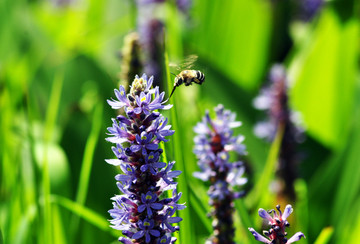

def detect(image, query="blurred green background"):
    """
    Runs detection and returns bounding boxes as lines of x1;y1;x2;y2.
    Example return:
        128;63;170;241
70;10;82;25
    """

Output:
0;0;359;243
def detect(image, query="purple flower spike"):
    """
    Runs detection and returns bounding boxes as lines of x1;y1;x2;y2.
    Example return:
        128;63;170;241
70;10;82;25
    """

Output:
106;75;184;243
249;204;305;244
253;64;305;200
193;104;247;243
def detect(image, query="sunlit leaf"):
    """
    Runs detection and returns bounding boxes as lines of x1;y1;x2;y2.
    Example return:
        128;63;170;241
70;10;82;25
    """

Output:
289;9;359;149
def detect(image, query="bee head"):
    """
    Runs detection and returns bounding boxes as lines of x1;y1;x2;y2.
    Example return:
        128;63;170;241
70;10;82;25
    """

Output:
174;75;183;86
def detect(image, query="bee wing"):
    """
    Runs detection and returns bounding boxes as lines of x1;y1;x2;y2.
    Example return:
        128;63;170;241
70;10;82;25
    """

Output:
182;55;198;69
169;55;199;71
169;62;182;71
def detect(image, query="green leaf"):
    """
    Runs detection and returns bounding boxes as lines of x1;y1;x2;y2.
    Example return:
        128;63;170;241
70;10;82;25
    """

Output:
331;80;360;242
314;227;334;244
43;71;64;243
247;123;284;208
189;0;272;90
52;205;67;244
164;49;195;244
234;199;254;240
294;179;309;244
289;9;359;149
72;104;103;233
50;195;112;234
188;182;212;234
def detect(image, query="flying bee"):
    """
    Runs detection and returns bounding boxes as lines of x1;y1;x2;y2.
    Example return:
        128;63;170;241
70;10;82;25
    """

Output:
169;55;205;98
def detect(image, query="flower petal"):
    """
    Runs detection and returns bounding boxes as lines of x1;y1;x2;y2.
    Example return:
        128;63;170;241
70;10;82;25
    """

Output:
130;145;142;152
168;170;182;178
151;203;163;210
134;107;142;114
147;206;153;216
150;229;160;237
107;99;126;109
286;232;306;244
132;230;145;239
146;143;159;150
248;228;271;243
118;237;133;244
193;171;210;181
258;208;273;222
147;75;153;89
167;216;182;224
145;232;151;243
138;204;146;213
282;204;293;220
105;136;128;144
105;159;121;166
115;174;132;182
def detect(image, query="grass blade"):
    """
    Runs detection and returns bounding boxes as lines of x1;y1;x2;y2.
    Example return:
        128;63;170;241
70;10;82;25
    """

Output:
51;195;113;234
43;71;64;243
247;123;284;208
313;227;334;244
72;104;103;233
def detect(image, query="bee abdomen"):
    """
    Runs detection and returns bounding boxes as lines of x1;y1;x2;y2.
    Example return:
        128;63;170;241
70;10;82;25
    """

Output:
196;70;205;83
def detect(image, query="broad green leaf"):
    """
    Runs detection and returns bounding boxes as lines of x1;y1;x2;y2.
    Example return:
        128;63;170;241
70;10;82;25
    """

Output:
289;9;359;149
189;0;272;90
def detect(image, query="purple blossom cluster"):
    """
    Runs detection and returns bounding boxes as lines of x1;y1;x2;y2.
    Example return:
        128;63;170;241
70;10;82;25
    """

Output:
106;74;185;244
253;64;304;142
248;204;305;244
193;104;247;243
